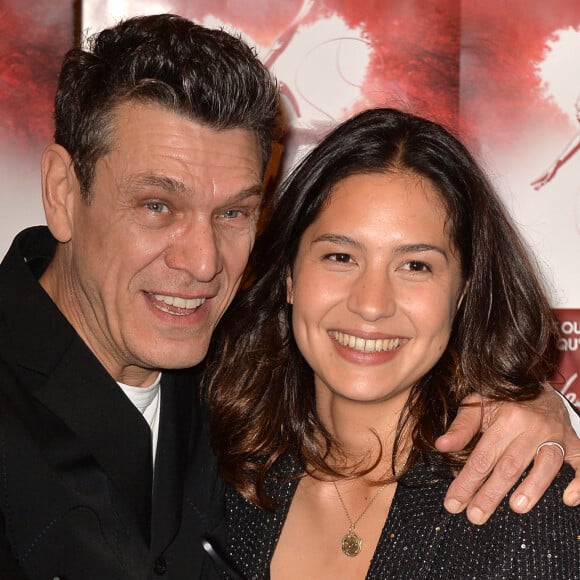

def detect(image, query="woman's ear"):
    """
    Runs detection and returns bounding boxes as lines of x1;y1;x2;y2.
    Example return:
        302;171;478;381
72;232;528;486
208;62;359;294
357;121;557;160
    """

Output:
41;144;79;243
286;266;294;304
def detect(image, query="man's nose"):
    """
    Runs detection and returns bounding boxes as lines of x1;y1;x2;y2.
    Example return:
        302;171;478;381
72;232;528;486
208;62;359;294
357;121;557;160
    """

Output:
164;219;222;282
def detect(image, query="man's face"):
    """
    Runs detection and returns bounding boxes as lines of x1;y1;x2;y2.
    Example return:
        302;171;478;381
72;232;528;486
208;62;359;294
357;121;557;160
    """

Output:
43;102;263;385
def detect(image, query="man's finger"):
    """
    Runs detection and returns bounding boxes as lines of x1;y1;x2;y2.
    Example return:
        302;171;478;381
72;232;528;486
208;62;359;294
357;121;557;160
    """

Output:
435;395;483;453
444;438;525;524
563;447;580;506
507;441;565;514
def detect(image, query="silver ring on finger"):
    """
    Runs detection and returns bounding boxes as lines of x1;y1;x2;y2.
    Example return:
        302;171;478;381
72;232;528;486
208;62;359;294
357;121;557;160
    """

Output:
535;440;565;458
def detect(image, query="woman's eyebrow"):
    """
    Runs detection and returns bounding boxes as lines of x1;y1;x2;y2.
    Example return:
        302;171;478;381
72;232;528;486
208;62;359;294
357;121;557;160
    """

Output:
311;236;449;262
310;233;364;251
393;243;449;262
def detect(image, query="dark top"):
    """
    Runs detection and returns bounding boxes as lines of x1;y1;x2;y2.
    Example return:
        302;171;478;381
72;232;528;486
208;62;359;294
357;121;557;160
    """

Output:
226;453;580;579
0;227;225;579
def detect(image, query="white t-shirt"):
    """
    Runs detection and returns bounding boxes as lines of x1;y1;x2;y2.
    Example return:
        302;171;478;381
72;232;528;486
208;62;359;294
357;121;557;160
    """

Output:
118;374;161;469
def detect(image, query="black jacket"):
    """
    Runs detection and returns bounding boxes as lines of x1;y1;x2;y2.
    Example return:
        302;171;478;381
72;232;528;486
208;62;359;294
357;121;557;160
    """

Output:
0;227;224;579
226;453;580;579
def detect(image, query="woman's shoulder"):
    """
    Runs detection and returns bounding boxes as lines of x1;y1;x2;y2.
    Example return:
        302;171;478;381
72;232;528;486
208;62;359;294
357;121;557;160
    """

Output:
380;462;580;578
454;464;578;568
225;451;301;520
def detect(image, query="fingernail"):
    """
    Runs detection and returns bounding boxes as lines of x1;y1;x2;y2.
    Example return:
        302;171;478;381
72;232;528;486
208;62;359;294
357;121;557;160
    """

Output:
444;498;462;513
467;507;485;525
564;490;580;506
513;494;529;511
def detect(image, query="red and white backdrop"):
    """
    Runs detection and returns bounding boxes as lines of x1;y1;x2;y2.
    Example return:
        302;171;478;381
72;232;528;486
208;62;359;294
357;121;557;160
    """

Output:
2;1;580;408
0;0;72;255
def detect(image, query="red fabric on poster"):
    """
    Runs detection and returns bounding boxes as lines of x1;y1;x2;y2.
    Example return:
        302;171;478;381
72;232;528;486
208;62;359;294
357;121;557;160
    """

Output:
0;0;72;154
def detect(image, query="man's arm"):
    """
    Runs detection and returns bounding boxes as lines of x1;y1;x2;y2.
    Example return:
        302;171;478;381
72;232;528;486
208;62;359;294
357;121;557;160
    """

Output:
436;384;580;524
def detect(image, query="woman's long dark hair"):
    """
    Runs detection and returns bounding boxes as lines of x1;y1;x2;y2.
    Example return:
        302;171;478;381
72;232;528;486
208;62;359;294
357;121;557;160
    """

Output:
204;108;559;508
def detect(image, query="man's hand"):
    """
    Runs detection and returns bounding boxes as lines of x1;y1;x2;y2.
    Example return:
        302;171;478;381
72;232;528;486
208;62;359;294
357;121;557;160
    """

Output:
436;385;580;525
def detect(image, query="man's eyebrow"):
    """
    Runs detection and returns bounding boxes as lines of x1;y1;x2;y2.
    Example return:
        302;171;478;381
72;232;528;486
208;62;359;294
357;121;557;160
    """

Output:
127;174;187;194
125;175;263;201
226;184;264;203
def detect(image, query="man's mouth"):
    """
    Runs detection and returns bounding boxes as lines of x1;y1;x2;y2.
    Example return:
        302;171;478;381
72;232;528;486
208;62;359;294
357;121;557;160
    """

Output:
150;293;207;315
329;331;402;353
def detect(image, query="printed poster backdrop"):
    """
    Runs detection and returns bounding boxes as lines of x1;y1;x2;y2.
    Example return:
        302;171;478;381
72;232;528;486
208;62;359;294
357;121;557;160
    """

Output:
0;0;72;254
1;1;578;408
459;0;580;409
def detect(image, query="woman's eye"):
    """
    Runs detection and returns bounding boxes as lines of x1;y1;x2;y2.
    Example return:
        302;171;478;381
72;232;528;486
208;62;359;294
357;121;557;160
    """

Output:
404;260;430;272
326;253;352;263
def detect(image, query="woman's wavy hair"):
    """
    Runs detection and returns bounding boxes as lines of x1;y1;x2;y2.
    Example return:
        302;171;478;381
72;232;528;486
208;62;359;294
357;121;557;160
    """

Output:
205;107;560;508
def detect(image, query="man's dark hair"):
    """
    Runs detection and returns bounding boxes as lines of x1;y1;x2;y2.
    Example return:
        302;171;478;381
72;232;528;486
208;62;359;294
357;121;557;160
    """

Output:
54;13;279;199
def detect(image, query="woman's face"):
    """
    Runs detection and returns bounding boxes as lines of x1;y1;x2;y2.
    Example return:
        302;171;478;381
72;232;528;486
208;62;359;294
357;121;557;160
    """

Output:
287;171;464;407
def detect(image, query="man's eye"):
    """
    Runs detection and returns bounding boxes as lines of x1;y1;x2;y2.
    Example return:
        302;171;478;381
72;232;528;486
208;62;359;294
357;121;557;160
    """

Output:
221;209;243;219
146;202;169;213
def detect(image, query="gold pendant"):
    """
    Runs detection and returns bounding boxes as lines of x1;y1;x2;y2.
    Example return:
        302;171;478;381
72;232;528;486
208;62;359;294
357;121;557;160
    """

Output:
341;530;362;557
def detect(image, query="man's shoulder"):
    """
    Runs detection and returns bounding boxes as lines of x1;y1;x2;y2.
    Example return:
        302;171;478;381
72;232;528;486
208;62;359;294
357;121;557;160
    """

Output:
0;226;55;276
0;227;82;384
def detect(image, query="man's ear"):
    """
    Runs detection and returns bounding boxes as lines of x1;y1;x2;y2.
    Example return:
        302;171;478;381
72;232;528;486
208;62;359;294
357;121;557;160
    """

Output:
286;266;294;304
41;144;80;243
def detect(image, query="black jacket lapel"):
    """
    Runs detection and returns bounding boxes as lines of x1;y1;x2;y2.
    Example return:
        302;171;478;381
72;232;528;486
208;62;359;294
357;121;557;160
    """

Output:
32;337;153;541
368;461;453;578
0;228;154;541
150;371;193;553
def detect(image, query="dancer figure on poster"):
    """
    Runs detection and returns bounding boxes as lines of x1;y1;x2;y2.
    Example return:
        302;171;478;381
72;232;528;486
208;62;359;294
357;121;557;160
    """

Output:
262;0;372;166
532;93;580;190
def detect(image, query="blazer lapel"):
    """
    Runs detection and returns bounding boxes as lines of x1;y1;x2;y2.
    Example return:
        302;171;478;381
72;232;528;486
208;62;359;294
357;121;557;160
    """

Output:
33;337;153;542
368;461;453;579
150;372;194;554
0;228;153;541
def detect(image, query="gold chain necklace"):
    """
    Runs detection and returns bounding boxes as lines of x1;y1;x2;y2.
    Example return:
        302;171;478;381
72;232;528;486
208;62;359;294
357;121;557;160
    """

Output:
333;480;387;557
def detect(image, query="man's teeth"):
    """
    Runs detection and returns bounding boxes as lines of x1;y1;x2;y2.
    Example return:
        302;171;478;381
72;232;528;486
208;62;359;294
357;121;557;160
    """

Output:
153;294;206;310
330;331;401;353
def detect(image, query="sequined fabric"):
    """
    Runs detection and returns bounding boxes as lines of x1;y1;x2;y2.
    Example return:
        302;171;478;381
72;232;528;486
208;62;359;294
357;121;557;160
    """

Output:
225;454;580;579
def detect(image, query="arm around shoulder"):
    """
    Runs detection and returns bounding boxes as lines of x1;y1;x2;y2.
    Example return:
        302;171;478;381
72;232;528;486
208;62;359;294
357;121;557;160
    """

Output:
438;385;580;523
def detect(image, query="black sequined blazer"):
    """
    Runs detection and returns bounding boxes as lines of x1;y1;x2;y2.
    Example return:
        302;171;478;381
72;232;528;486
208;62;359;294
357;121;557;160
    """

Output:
225;453;580;579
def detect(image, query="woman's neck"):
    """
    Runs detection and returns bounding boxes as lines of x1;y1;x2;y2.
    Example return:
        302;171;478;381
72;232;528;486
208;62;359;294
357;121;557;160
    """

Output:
315;389;412;477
